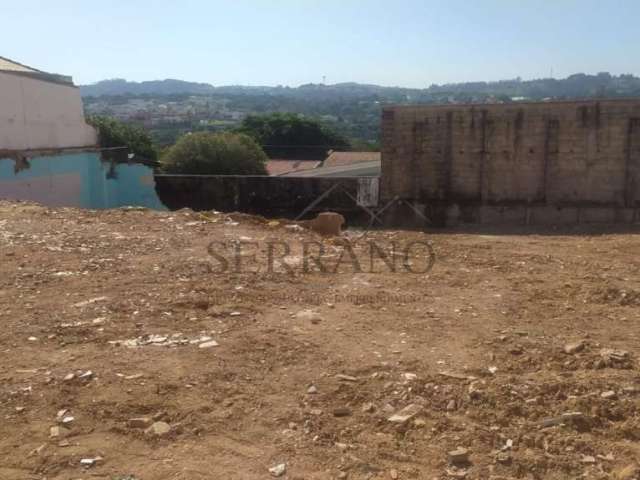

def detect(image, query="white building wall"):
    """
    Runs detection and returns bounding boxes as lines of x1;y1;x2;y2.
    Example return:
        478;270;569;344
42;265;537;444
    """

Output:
0;71;97;151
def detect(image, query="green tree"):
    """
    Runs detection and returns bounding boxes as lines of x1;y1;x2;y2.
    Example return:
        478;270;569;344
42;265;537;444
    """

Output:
237;113;350;160
160;131;268;175
87;116;157;161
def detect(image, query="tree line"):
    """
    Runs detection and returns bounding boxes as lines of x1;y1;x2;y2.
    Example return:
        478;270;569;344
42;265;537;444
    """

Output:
88;113;351;175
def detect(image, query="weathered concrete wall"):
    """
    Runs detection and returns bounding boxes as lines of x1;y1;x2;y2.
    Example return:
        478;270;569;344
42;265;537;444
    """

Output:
0;151;164;209
0;163;369;221
381;100;640;225
0;71;96;151
154;175;369;223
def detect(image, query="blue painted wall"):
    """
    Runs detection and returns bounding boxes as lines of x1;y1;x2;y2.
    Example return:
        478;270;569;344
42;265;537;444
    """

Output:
0;151;166;209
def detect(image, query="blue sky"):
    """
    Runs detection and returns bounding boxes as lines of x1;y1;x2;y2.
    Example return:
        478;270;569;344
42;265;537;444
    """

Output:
4;0;639;87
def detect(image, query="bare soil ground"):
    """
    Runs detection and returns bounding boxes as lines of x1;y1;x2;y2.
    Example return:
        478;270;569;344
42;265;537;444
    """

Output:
1;201;639;480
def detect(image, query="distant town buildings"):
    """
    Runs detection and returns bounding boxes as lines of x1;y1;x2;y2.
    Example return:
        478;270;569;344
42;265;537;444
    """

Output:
84;95;247;129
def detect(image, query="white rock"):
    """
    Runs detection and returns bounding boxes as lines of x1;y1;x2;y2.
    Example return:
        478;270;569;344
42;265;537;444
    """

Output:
149;335;168;344
269;463;286;477
199;340;219;349
564;340;586;354
388;404;422;423
145;421;171;437
601;390;617;400
80;457;103;467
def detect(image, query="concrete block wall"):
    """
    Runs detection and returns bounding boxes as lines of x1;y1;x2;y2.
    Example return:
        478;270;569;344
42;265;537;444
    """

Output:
381;100;640;224
154;175;371;225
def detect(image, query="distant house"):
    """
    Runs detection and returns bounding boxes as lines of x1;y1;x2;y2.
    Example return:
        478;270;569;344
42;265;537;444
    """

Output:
0;56;97;151
266;159;321;176
322;151;381;168
281;151;381;177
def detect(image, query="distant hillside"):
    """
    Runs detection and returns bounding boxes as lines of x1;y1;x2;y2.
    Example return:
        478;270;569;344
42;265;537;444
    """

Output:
82;72;640;147
80;78;217;96
80;73;640;101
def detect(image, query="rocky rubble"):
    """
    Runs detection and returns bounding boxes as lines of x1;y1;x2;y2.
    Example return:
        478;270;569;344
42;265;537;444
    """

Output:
108;333;219;348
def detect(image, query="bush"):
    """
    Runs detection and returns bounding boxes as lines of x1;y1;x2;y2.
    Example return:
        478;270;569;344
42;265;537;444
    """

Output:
160;132;268;175
87;116;157;161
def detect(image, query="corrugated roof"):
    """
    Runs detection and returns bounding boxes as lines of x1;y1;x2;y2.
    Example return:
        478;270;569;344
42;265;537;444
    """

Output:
323;151;381;168
282;159;380;177
266;159;321;176
0;56;39;73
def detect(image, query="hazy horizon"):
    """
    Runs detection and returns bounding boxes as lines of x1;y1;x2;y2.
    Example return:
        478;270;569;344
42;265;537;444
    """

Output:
5;0;639;88
80;71;635;90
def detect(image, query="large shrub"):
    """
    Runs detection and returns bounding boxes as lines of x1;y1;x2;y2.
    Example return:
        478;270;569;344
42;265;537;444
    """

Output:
160;131;268;175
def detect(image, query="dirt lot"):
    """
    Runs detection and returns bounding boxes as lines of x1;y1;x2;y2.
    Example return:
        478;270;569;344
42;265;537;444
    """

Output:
1;201;639;480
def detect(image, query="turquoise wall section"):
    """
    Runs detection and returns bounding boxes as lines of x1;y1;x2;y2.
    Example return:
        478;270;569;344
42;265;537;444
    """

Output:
0;151;166;210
